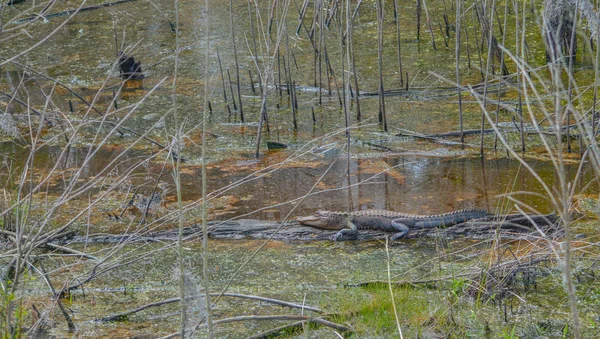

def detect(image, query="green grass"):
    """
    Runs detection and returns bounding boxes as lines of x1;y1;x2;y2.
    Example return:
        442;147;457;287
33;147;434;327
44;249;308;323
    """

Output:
322;269;600;338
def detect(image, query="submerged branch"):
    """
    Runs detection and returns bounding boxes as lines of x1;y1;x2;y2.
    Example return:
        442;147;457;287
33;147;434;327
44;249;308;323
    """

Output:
95;293;322;322
13;0;139;24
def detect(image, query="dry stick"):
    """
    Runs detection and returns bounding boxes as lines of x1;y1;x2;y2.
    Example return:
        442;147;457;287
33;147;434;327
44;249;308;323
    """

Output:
252;4;271;147
426;128;495;138
308;0;317;39
564;0;582;335
275;104;281;139
351;0;363;20
324;45;343;106
33;81;67;142
456;0;463;144
565;1;579;153
494;0;509;150
0;91;43;117
112;20;120;58
201;0;214;332
393;0;403;85
293;0;338;98
12;0;138;24
282;55;290;97
268;0;277;34
421;0;436;50
230;0;244;121
386;238;404;338
38;263;76;332
290;83;298;129
245;321;305;339
284;28;297;130
294;2;340;108
296;0;309;35
353;271;480;288
416;0;422;41
326;42;332;97
376;0;387;131
216;48;228;104
139;165;166;226
163;316;348;339
515;0;524;153
247;70;255;94
97;297;181;322
117;186;142;219
515;0;529;157
472;9;484;81
437;22;447;48
277;49;283;97
490;9;509;76
254;86;268;158
210;315;348;332
594;19;600;138
463;13;472;69
442;0;450;44
344;0;351;175
97;293;322;322
325;0;338;27
112;90;118;111
493;5;504;38
292;1;316;46
480;0;496;158
171;0;188;334
293;80;298;110
226;69;238;111
318;0;324;106
232;293;323;313
312;0;318;88
348;3;361;120
247;1;263;96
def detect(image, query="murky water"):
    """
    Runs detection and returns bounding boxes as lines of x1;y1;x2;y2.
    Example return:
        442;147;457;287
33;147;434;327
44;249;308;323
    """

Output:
2;141;596;220
2;0;599;337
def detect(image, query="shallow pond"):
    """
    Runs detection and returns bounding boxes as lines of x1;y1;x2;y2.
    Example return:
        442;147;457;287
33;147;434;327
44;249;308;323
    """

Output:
2;0;600;337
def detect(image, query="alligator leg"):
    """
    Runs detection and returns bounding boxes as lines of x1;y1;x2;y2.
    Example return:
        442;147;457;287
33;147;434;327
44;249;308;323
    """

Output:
390;219;410;240
332;217;358;240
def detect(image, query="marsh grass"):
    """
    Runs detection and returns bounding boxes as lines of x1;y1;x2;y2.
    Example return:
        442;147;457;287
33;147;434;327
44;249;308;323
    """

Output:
327;262;597;338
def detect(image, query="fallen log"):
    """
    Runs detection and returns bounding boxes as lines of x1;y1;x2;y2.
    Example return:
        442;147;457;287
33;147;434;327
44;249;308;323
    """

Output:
426;128;496;138
95;293;322;322
64;213;560;244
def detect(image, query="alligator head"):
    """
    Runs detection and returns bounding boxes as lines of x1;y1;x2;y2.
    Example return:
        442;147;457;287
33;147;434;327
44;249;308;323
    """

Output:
297;210;346;229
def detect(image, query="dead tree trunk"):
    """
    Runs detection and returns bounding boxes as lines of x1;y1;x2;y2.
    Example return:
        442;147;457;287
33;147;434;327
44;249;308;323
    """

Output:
542;0;576;64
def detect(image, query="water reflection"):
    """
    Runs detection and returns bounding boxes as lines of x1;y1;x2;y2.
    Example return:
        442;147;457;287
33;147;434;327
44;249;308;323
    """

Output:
1;141;595;223
201;154;595;220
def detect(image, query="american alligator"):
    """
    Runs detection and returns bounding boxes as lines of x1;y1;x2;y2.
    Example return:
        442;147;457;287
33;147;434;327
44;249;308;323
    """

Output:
297;209;490;240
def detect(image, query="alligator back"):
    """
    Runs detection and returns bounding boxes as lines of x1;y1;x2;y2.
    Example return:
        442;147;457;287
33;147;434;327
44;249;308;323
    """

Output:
348;209;489;220
298;209;489;230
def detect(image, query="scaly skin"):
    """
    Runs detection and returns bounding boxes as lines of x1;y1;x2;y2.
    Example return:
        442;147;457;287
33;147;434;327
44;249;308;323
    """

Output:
297;209;490;240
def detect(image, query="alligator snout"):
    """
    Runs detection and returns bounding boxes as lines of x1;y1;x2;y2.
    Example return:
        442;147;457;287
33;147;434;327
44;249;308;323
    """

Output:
297;215;330;228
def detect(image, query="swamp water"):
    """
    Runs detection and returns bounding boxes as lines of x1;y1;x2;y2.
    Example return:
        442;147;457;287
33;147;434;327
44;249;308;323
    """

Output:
1;0;600;337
